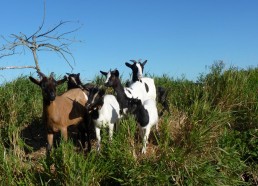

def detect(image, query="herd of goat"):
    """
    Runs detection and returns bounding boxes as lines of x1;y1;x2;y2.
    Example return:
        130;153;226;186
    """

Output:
29;60;170;155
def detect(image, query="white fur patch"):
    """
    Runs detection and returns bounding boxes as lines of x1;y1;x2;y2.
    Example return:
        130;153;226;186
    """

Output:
136;63;143;79
124;88;133;98
70;77;77;85
105;71;111;84
92;91;98;103
82;91;88;101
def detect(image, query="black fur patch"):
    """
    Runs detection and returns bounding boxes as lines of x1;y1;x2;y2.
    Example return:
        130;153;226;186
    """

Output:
137;108;149;127
144;83;149;93
91;109;99;120
127;89;132;94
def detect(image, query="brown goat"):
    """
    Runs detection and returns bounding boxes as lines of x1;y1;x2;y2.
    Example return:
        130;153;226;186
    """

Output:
29;72;91;153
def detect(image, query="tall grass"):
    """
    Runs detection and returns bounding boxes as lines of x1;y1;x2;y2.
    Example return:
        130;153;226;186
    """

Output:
0;62;257;185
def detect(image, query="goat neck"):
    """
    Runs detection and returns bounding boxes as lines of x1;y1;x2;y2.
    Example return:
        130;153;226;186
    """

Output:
113;78;131;112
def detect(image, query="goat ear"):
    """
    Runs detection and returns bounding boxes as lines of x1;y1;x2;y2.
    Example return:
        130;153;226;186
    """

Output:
125;62;132;68
114;69;119;77
142;60;147;66
57;76;67;85
100;71;108;76
50;72;55;78
29;76;41;86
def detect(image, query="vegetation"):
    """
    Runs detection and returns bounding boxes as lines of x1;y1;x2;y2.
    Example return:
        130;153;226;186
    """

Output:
0;62;257;185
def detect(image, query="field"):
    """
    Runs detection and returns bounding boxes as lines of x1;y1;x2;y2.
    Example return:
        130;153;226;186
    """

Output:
0;62;258;185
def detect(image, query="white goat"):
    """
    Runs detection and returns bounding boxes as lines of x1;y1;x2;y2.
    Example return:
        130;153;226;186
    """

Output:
128;97;159;154
125;60;156;101
29;72;91;154
86;87;121;151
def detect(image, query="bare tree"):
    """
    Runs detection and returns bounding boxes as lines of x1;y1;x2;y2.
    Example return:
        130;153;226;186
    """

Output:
0;3;82;73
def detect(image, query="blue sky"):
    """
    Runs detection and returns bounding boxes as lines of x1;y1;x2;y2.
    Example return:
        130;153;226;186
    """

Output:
0;1;258;84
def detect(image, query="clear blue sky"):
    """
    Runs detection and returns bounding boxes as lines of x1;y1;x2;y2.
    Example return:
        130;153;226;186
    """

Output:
1;0;258;84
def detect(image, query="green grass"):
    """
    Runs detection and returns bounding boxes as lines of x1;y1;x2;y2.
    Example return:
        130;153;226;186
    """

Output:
0;62;258;185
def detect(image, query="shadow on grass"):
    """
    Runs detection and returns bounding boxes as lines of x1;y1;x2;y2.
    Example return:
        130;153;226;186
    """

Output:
20;117;96;154
21;117;48;153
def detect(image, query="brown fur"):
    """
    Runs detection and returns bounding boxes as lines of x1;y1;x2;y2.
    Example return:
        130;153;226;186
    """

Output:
44;88;87;131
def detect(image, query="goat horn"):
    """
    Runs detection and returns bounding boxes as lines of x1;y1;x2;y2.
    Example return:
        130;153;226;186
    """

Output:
50;72;55;78
37;71;46;78
130;60;137;63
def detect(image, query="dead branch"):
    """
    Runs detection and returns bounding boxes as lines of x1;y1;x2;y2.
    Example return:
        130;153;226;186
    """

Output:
0;66;36;70
0;1;82;73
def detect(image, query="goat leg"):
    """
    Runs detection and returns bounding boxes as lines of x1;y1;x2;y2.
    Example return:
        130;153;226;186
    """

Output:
60;127;68;141
95;127;101;151
47;133;54;153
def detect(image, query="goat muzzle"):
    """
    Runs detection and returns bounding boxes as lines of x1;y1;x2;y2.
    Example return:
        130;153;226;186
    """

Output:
49;92;56;101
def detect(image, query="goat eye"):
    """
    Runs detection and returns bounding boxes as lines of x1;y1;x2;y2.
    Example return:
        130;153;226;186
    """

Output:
41;84;46;89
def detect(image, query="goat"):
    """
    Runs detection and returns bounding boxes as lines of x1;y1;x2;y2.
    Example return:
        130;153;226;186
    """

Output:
100;69;148;114
86;87;121;151
29;72;91;153
156;86;170;116
125;59;170;115
125;59;156;101
128;97;159;154
66;72;95;91
66;73;82;89
66;72;96;141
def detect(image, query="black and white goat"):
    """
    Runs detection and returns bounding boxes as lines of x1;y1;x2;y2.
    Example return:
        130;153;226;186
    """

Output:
125;60;170;115
100;69;147;114
128;97;159;154
86;87;121;151
125;59;156;101
29;72;91;153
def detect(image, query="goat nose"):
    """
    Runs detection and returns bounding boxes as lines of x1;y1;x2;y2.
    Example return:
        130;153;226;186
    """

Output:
49;92;55;101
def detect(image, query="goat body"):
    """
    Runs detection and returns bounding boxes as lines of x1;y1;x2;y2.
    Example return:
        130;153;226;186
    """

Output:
128;98;158;154
86;87;120;151
124;81;147;102
44;88;88;133
132;77;156;101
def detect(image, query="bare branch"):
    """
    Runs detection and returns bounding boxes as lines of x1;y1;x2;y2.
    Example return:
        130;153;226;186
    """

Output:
37;43;74;69
0;50;15;59
0;1;81;72
27;1;46;41
38;21;70;38
0;66;36;70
